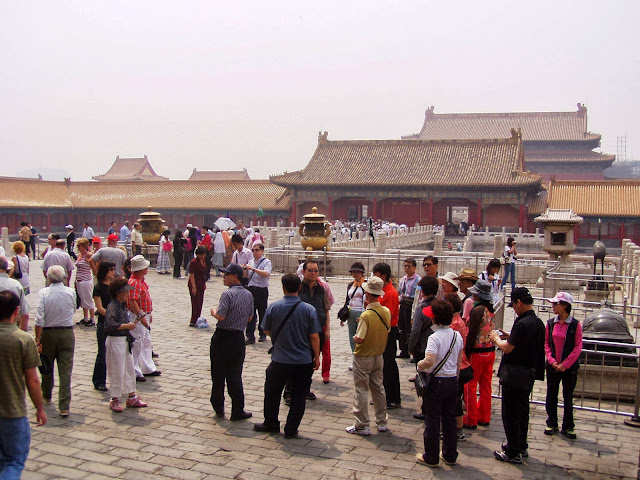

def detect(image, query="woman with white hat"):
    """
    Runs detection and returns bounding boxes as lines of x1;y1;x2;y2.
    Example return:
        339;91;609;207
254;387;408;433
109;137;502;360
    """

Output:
463;279;496;429
544;292;582;440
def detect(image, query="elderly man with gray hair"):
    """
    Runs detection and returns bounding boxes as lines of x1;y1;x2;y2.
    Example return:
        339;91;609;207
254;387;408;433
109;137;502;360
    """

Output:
35;265;76;418
0;256;29;330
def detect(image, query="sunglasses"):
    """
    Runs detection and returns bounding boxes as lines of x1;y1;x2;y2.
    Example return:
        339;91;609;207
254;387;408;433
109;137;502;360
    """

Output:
306;269;319;273
251;248;261;252
423;263;434;267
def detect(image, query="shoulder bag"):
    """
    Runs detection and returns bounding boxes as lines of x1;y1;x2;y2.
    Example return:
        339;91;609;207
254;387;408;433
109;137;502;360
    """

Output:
414;332;457;397
337;282;356;321
12;256;23;279
267;302;301;354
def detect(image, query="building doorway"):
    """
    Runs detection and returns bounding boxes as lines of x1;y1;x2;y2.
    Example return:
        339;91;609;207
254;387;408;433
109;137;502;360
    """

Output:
446;206;469;235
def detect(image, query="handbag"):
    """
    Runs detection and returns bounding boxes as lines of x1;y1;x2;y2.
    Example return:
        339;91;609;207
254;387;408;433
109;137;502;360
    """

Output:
162;241;172;252
12;256;23;279
337;282;360;321
414;332;457;397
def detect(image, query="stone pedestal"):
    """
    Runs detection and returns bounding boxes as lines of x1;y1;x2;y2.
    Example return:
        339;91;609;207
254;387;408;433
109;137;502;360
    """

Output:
433;232;444;256
1;227;10;256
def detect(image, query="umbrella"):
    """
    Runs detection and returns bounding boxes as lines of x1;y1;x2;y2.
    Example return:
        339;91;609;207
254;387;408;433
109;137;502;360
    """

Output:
214;217;236;231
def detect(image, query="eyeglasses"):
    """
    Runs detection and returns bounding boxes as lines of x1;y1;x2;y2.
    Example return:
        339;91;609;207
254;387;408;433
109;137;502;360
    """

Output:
251;249;262;252
306;269;319;273
423;263;434;267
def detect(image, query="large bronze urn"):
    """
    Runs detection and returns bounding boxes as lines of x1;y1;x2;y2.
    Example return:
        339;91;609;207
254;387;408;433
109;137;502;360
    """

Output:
299;207;331;251
137;206;166;245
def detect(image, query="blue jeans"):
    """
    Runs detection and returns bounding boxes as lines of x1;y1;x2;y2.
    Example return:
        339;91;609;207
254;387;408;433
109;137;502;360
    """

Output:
0;416;31;480
502;262;516;289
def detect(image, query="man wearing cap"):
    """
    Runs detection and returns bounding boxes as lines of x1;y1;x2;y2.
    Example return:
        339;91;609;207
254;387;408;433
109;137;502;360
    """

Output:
397;258;420;359
42;238;74;287
35;265;76;417
127;255;160;380
209;263;254;421
82;222;95;240
90;234;127;277
0;290;47;479
254;274;321;438
490;287;544;464
131;223;146;256
0;256;30;331
243;242;272;344
346;276;391;436
372;262;401;409
456;268;478;322
65;225;77;260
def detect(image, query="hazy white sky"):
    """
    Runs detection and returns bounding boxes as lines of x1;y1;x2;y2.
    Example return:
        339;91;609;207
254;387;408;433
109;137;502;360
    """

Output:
2;1;639;181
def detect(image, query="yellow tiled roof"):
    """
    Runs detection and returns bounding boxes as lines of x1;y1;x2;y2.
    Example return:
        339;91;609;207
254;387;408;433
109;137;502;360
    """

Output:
0;177;72;208
271;135;541;188
528;190;548;215
525;151;615;165
93;156;169;181
188;169;251;181
410;105;600;142
548;180;640;217
0;178;289;211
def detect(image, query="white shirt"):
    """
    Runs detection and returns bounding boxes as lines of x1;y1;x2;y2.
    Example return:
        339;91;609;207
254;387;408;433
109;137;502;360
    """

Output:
424;326;463;377
0;273;29;315
247;256;271;288
231;247;252;268
35;283;76;327
82;226;95;239
42;248;75;276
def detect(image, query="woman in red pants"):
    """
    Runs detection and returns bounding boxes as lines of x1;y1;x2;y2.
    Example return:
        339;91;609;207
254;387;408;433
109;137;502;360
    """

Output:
463;280;496;429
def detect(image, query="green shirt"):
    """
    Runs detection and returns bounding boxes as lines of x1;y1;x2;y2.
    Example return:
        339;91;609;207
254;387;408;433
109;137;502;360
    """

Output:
354;303;391;357
0;323;40;418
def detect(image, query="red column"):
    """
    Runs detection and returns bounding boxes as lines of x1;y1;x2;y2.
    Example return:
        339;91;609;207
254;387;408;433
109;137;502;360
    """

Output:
620;223;625;246
428;197;434;225
290;201;297;226
476;197;482;227
519;204;525;230
372;197;378;220
328;196;333;219
47;213;51;232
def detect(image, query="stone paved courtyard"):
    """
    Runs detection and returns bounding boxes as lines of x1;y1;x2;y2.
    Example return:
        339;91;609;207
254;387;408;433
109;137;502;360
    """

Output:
19;260;640;480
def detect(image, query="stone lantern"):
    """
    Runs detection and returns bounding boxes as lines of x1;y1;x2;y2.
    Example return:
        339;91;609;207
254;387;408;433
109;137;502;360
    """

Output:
534;209;583;265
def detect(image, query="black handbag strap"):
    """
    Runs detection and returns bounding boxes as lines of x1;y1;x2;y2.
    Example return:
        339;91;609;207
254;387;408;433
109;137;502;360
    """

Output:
417;331;457;375
269;302;301;351
370;308;390;332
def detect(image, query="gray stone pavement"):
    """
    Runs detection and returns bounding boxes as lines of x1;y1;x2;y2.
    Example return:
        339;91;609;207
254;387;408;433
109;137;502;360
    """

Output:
19;262;640;480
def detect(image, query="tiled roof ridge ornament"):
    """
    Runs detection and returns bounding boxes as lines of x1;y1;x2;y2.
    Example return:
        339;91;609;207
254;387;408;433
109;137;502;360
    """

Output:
318;131;329;144
577;102;587;116
425;105;435;119
510;127;523;141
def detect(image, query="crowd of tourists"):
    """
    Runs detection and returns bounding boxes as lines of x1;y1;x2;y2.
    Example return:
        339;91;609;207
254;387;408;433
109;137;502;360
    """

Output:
0;219;583;477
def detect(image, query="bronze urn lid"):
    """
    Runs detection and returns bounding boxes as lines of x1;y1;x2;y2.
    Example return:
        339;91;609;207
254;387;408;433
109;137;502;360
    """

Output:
301;207;326;223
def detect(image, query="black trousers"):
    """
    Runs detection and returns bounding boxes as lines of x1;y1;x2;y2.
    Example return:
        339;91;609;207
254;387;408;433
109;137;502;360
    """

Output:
264;361;313;436
423;377;458;464
246;286;268;340
210;329;246;416
382;327;401;405
173;251;183;278
134;245;142;256
545;366;578;431
92;320;107;388
398;305;412;356
501;383;532;457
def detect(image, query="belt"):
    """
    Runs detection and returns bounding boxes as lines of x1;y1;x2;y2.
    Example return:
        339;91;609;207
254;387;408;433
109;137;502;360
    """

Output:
43;326;73;330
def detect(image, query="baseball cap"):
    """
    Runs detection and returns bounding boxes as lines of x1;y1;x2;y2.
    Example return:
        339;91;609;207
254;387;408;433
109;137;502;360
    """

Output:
422;305;434;318
547;292;574;304
508;287;533;307
107;233;119;242
219;263;244;277
65;224;73;229
92;236;102;244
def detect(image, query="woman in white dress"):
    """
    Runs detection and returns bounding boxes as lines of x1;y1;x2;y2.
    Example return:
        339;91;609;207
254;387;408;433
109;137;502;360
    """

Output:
156;230;171;274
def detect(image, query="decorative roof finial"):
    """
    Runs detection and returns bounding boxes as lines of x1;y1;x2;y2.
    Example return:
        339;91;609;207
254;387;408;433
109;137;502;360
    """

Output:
318;131;329;144
510;127;523;141
577;103;587;115
425;106;435;119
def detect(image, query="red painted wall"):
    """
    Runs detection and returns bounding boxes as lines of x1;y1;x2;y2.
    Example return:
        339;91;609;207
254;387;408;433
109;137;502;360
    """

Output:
483;205;519;229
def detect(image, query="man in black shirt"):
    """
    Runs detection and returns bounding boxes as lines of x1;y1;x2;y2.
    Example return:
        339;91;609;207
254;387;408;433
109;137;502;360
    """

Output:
490;287;544;464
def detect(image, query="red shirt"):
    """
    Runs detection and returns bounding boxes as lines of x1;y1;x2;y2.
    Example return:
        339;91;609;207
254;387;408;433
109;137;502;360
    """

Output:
200;234;212;251
128;276;152;313
380;282;400;327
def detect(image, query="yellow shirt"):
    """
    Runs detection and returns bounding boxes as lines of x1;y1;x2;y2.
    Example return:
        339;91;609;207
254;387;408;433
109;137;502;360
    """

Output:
354;303;391;357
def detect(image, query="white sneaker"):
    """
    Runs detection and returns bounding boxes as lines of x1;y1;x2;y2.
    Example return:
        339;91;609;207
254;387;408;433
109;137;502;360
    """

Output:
346;425;371;436
377;425;388;432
